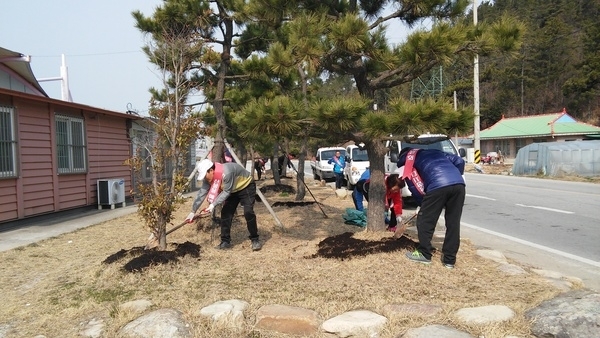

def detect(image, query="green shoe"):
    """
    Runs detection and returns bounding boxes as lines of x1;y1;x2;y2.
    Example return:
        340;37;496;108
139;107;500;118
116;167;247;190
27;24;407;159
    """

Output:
405;250;431;265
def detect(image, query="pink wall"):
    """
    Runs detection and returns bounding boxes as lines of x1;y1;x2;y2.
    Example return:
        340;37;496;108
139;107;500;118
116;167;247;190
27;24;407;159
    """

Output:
0;90;136;225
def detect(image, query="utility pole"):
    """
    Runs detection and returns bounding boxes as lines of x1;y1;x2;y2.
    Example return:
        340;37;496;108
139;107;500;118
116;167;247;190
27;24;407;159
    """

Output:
473;0;481;161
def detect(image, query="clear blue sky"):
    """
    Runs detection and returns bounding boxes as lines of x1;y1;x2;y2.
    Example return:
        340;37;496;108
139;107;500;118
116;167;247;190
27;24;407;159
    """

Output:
2;0;163;114
2;1;413;115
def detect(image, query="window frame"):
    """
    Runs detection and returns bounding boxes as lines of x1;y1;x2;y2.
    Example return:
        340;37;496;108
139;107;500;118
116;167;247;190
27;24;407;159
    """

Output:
0;105;18;178
55;114;87;174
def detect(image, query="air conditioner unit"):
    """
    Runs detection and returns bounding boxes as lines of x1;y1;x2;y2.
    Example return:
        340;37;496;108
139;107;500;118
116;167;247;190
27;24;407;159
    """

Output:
97;178;126;209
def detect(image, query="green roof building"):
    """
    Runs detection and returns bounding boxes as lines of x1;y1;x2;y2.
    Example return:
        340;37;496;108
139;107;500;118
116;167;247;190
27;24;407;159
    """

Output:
474;108;600;159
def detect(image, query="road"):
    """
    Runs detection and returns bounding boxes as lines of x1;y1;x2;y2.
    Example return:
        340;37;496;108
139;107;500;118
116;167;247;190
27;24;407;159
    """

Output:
461;173;600;291
249;159;600;291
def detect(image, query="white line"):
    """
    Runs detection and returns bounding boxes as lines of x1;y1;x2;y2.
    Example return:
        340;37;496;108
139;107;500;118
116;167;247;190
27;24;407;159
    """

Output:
461;221;600;268
466;194;496;201
515;203;574;214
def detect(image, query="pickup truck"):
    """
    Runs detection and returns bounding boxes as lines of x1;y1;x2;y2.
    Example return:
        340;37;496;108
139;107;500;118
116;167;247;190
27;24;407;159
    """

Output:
343;143;369;189
311;147;346;181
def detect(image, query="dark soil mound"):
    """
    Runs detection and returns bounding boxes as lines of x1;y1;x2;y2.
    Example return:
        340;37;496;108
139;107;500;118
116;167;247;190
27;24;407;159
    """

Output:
102;241;201;272
259;184;295;194
272;201;316;207
309;232;418;260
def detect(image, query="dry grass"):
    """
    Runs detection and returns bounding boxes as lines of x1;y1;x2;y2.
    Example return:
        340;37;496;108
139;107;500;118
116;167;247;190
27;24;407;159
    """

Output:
0;177;566;338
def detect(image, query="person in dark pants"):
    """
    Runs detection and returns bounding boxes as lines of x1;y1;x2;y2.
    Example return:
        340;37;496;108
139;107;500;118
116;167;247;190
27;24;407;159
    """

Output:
186;159;262;251
254;158;265;180
277;154;294;176
396;147;465;268
328;150;346;189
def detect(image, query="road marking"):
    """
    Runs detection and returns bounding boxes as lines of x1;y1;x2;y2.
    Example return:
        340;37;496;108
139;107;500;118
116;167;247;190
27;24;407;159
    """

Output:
462;222;600;268
466;194;496;201
515;203;574;214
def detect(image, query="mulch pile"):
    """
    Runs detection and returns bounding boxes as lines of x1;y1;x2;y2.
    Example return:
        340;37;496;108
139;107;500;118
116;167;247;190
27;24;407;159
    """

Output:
103;183;417;271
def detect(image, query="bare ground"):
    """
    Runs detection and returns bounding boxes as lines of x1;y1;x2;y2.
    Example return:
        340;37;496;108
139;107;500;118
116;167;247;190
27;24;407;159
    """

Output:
0;172;573;338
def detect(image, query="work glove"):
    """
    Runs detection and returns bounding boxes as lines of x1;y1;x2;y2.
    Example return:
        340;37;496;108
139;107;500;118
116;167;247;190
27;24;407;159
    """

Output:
185;212;196;223
203;203;215;214
396;216;403;225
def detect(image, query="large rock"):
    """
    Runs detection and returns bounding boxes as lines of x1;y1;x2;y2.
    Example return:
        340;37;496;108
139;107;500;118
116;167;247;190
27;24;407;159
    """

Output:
120;308;191;338
255;304;321;336
454;305;515;325
525;290;600;337
199;299;249;328
321;310;387;337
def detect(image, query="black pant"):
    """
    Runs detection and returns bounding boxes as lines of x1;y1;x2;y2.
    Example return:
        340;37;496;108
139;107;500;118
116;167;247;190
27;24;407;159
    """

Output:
334;172;344;189
220;181;259;243
254;161;262;180
415;184;465;264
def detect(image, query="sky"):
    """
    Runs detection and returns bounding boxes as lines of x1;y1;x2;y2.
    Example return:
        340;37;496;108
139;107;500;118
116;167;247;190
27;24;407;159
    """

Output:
2;0;164;115
2;1;414;115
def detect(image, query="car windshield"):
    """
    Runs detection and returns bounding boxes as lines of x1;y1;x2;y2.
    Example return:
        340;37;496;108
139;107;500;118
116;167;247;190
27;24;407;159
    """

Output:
403;139;458;155
321;150;345;159
351;148;369;161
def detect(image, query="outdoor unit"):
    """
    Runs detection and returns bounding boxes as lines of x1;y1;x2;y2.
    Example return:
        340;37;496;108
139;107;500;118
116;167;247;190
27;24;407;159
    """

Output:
97;178;126;209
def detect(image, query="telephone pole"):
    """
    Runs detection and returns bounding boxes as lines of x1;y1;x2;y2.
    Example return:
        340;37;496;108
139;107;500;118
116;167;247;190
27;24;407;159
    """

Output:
473;0;481;161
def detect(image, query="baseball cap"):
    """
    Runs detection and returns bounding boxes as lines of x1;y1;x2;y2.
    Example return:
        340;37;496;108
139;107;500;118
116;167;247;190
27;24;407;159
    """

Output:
196;159;214;180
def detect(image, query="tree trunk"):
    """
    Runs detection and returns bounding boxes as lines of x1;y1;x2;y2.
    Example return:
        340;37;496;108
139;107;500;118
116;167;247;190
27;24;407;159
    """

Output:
272;143;281;185
364;139;388;232
157;216;168;250
295;136;308;201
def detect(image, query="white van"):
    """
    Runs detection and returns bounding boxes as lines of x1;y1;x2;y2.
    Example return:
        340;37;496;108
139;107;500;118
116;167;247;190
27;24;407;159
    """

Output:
384;134;466;199
343;144;370;189
310;147;346;181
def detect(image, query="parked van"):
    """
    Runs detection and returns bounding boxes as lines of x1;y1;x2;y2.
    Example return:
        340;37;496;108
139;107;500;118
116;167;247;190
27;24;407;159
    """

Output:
343;143;369;189
310;147;346;181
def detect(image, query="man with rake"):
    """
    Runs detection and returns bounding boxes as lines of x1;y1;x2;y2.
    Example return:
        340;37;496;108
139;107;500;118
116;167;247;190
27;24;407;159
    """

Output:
185;158;262;251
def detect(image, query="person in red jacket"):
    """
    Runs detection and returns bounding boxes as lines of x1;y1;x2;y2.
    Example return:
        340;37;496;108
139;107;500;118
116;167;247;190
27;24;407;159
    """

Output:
352;173;404;232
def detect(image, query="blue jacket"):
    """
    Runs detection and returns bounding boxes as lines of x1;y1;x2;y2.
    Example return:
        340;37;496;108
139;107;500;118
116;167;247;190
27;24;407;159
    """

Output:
328;155;345;174
396;149;465;204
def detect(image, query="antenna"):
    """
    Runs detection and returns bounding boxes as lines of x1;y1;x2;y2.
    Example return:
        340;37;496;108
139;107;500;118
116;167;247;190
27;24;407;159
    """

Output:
38;54;73;102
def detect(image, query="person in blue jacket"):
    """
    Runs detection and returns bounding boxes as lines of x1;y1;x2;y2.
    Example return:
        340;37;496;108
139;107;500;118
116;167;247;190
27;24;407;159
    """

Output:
396;147;465;269
351;169;371;211
328;150;346;189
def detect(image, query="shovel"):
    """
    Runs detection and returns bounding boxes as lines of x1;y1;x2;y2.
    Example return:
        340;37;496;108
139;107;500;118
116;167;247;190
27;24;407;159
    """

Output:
393;212;418;239
144;211;211;249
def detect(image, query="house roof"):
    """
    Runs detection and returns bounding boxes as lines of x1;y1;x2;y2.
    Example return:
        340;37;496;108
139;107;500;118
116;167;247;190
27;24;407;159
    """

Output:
478;108;600;140
0;47;48;96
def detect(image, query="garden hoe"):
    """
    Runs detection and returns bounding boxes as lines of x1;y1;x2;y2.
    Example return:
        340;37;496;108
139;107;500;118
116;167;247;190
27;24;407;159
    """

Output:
145;211;211;250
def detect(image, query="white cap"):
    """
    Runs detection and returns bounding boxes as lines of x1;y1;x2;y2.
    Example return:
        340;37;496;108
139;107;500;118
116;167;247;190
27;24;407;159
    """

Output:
196;159;214;180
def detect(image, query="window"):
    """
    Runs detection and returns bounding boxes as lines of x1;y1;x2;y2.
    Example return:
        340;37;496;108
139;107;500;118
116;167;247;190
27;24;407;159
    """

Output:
0;105;17;178
515;138;526;154
55;115;87;174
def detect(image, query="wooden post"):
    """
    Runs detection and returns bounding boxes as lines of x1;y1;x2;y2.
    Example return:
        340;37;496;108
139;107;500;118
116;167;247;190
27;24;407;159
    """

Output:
224;140;285;230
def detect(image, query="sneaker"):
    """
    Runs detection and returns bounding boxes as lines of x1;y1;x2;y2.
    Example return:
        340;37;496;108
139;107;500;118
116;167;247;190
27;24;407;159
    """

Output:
405;250;431;265
251;239;262;251
215;242;232;250
441;255;454;269
386;226;397;232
